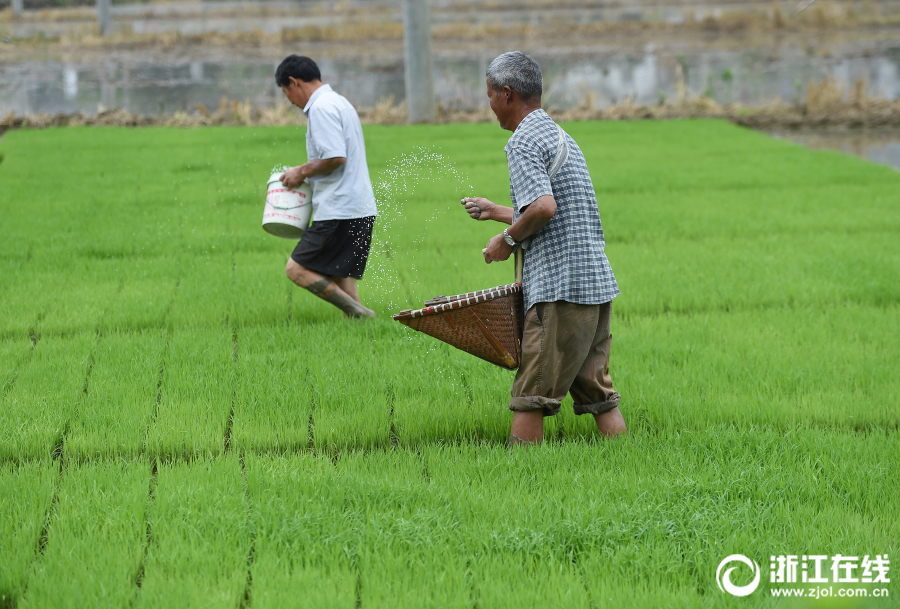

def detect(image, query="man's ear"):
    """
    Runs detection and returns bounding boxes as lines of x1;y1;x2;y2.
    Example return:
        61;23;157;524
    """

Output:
502;85;514;103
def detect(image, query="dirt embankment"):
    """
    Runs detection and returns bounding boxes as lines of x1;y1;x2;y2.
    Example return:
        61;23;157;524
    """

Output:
3;74;899;135
2;0;899;49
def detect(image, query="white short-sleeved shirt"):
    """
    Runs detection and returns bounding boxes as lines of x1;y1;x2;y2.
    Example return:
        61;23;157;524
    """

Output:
302;84;378;221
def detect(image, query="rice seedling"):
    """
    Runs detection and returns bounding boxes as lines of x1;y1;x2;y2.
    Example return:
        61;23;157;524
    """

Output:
230;251;292;328
231;325;312;453
163;252;233;329
616;303;900;433
0;333;94;460
249;551;356;609
66;331;167;460
417;435;898;603
244;453;357;609
0;261;115;338
34;261;123;335
385;333;513;445
360;551;472;609
0;119;897;606
18;459;149;608
0;258;41;339
0;337;31;393
145;328;232;459
0;459;57;605
134;456;250;608
303;321;392;451
240;432;898;607
470;554;591;609
101;260;181;332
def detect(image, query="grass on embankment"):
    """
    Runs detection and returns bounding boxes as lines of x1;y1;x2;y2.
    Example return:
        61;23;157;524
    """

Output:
0;120;897;607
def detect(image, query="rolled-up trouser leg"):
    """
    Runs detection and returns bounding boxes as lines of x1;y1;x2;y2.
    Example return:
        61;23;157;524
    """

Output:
509;301;600;416
569;301;621;415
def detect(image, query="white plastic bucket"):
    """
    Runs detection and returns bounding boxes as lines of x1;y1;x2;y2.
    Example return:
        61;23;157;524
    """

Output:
262;172;313;239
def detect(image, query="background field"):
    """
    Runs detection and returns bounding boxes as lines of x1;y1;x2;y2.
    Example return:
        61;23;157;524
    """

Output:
0;120;898;608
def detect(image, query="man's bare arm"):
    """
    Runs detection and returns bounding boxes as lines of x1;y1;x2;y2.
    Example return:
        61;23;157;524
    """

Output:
281;157;346;188
506;195;556;242
482;195;557;264
460;197;513;225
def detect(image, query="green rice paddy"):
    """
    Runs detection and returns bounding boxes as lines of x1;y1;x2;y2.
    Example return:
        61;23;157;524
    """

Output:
0;119;898;608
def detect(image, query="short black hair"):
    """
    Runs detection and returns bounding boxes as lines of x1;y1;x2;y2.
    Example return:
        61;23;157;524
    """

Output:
275;55;321;87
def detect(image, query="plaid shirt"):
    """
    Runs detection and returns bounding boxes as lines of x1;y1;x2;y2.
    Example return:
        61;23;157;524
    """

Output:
507;109;619;311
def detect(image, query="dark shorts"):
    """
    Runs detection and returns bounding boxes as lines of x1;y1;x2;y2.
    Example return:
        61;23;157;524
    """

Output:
510;300;621;416
291;216;375;280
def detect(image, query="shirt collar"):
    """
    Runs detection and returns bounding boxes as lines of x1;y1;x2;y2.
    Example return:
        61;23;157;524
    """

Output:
505;108;548;151
303;83;333;115
515;108;547;132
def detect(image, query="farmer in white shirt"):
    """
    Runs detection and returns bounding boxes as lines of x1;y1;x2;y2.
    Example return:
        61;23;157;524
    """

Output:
277;55;378;319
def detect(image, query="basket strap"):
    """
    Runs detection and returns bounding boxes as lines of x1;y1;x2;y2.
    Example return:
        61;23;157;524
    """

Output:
518;124;567;260
548;124;569;179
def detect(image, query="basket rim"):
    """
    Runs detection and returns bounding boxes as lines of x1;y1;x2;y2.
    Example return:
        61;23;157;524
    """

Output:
393;283;522;321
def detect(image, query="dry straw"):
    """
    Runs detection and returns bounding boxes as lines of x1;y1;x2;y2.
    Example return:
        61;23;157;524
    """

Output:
3;75;899;135
1;0;898;46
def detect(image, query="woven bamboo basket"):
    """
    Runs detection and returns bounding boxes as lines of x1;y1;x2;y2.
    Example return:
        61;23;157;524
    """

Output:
393;283;525;370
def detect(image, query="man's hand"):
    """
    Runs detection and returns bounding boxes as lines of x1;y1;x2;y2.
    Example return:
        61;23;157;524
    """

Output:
461;197;497;221
282;157;346;188
482;233;514;264
280;166;307;188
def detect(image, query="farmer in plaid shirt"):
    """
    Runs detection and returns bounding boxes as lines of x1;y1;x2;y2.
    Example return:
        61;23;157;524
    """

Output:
460;51;626;445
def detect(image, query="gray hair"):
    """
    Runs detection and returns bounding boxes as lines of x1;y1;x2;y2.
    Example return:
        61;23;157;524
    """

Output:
486;52;542;102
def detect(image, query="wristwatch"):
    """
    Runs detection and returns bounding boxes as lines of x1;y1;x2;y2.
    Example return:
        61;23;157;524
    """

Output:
502;228;518;247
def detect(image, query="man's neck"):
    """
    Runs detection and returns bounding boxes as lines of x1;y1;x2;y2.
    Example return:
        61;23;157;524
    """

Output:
507;105;542;132
301;80;325;108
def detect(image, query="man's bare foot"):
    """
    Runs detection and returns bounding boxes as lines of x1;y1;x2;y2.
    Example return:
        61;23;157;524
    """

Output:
304;278;373;318
593;407;627;438
344;307;376;320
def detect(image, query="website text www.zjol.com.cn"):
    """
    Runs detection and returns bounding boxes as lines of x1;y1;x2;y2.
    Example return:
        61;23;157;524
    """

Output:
771;586;889;599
